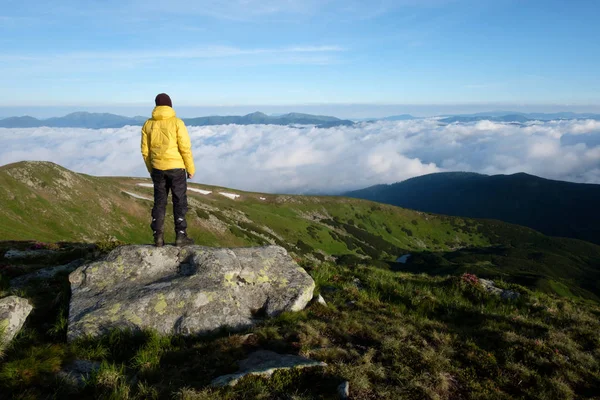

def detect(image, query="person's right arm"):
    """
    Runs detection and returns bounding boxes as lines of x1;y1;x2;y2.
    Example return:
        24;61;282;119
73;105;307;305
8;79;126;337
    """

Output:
141;121;152;173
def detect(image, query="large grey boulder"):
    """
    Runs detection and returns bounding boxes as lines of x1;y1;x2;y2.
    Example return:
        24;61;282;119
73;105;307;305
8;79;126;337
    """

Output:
67;245;315;341
211;350;327;387
0;296;33;350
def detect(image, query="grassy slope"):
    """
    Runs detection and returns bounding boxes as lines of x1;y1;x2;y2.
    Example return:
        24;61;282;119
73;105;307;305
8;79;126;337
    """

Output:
1;162;600;398
0;161;495;261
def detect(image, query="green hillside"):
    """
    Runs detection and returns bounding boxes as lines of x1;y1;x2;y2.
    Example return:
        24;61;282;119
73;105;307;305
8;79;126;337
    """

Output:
1;162;600;399
1;161;600;303
345;172;600;245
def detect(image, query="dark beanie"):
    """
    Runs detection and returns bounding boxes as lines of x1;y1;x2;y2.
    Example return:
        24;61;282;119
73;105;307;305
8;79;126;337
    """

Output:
155;93;172;107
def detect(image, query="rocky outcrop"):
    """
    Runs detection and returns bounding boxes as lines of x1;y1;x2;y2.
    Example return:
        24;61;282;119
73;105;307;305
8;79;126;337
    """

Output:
211;350;327;387
67;245;315;341
0;296;33;350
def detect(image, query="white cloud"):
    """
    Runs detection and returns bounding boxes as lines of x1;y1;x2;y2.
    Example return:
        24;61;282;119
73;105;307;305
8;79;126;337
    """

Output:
1;118;600;194
569;119;600;135
528;140;560;158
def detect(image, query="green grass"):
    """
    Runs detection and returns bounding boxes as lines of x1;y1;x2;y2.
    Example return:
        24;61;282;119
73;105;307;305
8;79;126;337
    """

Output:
393;236;600;302
1;248;600;399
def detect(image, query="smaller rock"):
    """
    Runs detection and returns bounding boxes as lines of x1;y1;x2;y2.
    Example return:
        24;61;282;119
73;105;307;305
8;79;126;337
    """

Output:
0;296;33;350
4;249;56;260
211;350;326;387
479;279;503;296
338;381;350;399
314;294;327;306
479;279;521;300
57;360;101;388
10;259;85;288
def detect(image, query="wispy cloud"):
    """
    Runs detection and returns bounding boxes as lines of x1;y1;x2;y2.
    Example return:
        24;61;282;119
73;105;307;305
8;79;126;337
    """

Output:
5;0;459;23
1;45;344;62
0;45;346;76
1;119;599;193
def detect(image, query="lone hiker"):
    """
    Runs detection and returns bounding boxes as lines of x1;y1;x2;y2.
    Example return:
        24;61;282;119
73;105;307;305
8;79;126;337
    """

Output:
141;93;195;247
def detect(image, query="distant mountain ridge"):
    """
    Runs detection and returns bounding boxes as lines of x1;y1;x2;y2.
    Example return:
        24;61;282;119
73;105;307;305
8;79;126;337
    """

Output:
362;111;600;123
0;111;355;129
438;111;600;124
379;114;418;121
3;110;599;129
183;111;354;128
439;114;532;124
0;112;147;129
345;172;600;245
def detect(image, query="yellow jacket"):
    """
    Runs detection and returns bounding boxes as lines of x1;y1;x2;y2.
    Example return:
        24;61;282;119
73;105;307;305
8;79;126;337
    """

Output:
141;106;195;175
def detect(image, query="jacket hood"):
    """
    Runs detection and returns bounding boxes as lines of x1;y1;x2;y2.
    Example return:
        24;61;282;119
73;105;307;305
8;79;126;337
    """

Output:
152;106;176;120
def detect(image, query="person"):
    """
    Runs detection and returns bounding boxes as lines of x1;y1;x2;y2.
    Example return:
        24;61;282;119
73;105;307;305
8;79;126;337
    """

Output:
141;93;195;247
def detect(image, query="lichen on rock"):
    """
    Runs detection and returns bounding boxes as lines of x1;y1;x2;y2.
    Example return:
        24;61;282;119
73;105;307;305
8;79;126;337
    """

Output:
0;296;33;350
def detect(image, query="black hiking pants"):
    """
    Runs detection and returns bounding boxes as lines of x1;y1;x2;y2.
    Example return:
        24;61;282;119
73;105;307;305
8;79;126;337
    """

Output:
150;168;188;236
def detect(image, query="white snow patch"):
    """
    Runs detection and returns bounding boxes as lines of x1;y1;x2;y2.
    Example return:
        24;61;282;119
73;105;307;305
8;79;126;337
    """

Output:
396;254;411;264
189;187;212;195
219;192;240;200
123;191;152;201
138;183;213;196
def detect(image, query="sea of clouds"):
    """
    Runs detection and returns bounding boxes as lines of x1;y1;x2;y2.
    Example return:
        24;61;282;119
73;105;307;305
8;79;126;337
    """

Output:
1;119;599;193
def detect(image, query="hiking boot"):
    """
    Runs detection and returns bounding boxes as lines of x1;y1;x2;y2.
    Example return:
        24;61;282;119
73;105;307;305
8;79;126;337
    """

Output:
176;233;195;247
154;232;164;248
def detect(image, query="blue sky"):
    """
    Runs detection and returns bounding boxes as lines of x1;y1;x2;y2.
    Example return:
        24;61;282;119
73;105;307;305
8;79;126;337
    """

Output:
1;0;600;116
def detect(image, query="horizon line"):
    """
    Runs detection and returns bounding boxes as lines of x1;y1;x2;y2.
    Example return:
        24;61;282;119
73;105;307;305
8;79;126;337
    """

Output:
2;102;600;107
